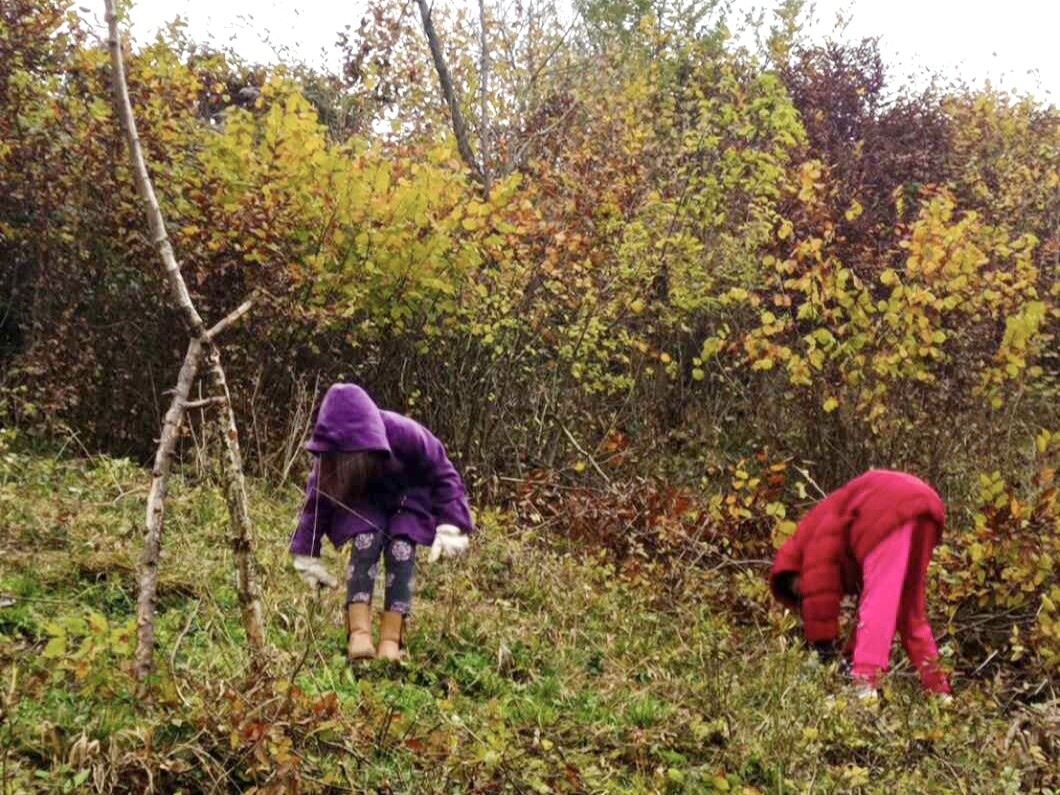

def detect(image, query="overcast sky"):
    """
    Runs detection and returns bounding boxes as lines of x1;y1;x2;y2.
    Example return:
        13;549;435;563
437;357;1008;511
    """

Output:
113;0;1058;103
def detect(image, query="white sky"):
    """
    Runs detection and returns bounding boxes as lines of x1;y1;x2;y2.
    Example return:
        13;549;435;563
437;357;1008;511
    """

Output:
110;0;1058;103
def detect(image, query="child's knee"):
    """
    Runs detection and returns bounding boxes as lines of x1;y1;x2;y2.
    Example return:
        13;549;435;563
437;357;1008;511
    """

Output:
352;531;380;558
385;538;416;566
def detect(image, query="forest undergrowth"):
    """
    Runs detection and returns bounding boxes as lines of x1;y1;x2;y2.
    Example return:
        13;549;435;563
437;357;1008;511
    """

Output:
1;442;1056;794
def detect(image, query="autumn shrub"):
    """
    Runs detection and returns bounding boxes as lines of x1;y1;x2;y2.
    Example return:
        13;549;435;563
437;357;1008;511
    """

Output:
935;430;1060;679
777;39;957;270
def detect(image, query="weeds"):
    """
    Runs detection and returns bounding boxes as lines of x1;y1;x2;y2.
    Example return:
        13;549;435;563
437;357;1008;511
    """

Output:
0;448;1056;793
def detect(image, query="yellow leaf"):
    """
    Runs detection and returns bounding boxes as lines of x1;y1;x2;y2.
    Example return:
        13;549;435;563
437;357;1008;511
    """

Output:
812;328;835;346
823;397;839;412
43;636;66;659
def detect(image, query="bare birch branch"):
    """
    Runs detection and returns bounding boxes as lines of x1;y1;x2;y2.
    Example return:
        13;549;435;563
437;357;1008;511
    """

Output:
206;293;255;341
202;346;267;659
104;0;205;338
135;338;202;684
105;0;268;680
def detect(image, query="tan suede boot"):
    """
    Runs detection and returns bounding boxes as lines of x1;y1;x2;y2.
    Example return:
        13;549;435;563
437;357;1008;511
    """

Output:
376;611;405;661
346;603;375;661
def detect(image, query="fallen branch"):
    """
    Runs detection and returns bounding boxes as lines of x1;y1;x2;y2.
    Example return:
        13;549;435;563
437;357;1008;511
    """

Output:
103;2;205;338
561;425;612;484
202;344;267;659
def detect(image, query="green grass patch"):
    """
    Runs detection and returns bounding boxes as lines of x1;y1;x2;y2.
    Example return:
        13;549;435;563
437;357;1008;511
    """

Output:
0;450;1054;793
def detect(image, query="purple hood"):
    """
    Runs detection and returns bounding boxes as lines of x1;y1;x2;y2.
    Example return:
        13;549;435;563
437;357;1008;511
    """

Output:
306;384;390;454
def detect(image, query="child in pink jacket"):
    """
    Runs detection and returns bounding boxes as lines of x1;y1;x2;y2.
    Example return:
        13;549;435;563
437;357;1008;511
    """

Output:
771;470;952;699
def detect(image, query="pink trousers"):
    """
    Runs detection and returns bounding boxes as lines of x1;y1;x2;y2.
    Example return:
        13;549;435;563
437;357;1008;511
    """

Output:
850;520;951;693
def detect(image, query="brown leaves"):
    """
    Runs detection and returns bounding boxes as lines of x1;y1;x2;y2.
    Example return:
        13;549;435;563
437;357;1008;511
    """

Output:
515;469;718;564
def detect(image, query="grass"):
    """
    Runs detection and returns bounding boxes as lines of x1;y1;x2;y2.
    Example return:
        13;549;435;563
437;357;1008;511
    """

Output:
0;445;1054;794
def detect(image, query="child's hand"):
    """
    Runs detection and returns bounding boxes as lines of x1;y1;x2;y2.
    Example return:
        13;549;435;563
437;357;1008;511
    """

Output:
292;554;339;590
812;640;839;663
428;524;469;563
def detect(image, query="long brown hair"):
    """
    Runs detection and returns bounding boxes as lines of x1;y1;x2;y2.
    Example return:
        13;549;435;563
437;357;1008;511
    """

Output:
318;451;384;505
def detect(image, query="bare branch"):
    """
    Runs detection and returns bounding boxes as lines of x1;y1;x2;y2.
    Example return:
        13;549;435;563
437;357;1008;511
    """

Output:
104;0;205;338
135;338;202;684
562;425;612;485
106;0;268;681
206;293;255;340
415;0;484;185
182;396;226;410
202;345;268;660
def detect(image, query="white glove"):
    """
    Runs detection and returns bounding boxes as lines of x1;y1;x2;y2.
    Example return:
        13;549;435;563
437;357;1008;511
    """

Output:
428;524;469;564
853;684;880;708
292;554;338;590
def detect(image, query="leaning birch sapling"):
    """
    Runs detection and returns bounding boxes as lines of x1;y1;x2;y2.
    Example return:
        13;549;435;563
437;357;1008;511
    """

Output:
104;0;267;682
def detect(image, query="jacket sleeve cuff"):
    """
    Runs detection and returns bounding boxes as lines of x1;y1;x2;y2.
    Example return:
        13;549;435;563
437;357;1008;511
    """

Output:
803;618;839;644
289;520;324;557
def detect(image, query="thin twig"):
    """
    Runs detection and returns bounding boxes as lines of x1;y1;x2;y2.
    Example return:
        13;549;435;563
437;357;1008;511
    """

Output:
972;649;1000;677
282;592;320;712
182;396;226;410
561;425;612;484
169;600;201;707
793;466;828;499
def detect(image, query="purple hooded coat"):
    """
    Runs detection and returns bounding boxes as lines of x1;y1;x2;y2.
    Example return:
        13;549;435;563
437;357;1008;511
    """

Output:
289;384;473;557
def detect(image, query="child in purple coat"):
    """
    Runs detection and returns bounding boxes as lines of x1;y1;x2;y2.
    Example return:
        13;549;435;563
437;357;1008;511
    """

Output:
290;384;473;661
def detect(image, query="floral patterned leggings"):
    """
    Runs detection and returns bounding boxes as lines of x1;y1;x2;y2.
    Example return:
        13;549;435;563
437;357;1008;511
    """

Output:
346;531;417;615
